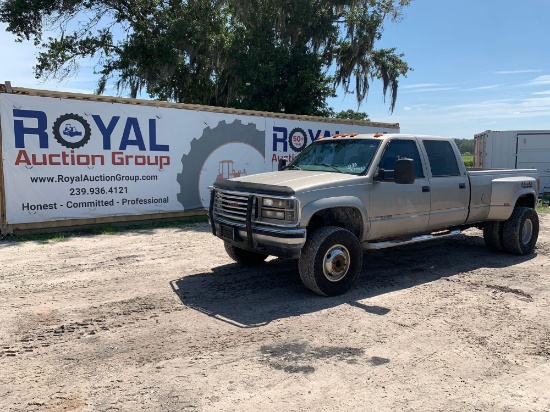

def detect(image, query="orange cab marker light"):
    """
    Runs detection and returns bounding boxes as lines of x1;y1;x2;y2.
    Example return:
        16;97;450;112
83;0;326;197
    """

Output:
350;133;358;137
332;134;340;138
340;133;349;137
374;133;383;137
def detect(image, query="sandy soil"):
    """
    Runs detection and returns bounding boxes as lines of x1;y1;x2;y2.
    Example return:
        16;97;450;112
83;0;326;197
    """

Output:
1;215;550;411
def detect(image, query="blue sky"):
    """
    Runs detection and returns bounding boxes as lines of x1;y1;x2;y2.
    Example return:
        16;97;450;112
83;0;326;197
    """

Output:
1;0;550;139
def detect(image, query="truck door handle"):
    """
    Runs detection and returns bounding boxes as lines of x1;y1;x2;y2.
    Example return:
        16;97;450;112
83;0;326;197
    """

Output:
422;186;430;192
459;183;466;189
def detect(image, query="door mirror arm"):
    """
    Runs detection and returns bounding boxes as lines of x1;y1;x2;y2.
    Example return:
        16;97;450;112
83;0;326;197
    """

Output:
373;168;386;181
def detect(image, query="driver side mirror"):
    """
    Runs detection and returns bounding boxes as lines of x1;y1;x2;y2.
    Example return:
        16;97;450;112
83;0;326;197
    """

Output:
278;159;287;171
374;158;415;184
394;158;415;184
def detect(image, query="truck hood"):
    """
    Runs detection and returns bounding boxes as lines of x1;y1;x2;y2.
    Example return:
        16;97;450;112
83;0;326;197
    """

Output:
213;170;364;196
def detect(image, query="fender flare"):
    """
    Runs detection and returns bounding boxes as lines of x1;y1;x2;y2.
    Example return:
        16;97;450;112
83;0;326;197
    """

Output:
487;176;537;221
300;196;368;237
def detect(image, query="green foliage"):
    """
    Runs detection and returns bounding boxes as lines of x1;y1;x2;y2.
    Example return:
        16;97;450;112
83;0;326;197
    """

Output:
536;201;550;214
329;109;371;121
454;138;475;155
0;0;412;115
462;154;473;167
539;193;550;214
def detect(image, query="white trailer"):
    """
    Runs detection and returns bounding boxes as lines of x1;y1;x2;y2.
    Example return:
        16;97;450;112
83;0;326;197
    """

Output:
474;130;550;195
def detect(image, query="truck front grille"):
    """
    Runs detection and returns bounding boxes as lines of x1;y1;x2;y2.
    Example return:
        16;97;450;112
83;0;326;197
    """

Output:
213;190;252;223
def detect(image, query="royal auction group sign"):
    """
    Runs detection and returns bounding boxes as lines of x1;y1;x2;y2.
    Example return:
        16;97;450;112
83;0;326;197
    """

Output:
0;93;397;225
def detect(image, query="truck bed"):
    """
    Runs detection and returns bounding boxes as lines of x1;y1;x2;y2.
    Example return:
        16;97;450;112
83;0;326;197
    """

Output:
466;167;539;224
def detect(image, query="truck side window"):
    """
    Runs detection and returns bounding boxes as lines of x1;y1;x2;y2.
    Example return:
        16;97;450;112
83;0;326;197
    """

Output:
423;140;460;177
379;140;424;179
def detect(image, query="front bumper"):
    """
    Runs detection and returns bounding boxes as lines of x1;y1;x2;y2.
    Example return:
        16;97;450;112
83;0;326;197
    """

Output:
211;216;306;259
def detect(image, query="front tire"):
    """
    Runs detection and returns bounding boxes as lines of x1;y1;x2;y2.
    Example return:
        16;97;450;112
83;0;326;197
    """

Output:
502;207;539;255
224;242;268;265
298;226;363;296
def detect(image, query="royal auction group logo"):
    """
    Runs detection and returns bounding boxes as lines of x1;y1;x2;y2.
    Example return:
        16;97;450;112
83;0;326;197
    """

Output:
288;127;308;152
12;109;171;169
52;113;92;149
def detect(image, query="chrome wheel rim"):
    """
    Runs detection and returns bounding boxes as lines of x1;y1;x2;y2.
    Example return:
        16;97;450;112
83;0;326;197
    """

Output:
521;219;533;245
323;245;350;282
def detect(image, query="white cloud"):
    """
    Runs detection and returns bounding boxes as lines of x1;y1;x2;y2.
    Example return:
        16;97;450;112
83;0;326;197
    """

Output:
464;84;502;91
403;87;458;93
526;75;550;86
340;92;550;138
533;90;550;95
442;96;550;120
373;96;550;137
494;69;541;74
401;83;440;89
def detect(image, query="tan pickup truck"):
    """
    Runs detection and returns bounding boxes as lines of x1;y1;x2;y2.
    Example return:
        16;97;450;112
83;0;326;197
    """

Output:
208;134;540;296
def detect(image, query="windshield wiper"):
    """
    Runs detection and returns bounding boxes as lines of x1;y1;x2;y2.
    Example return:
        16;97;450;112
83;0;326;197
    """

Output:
314;163;342;173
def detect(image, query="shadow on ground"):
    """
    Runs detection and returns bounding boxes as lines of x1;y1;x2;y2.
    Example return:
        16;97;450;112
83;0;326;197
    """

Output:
170;231;536;328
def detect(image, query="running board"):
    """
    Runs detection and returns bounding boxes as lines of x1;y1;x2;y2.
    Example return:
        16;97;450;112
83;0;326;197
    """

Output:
363;229;461;250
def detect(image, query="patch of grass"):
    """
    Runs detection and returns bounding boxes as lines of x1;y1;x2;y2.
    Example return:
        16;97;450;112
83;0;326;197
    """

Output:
462;154;474;167
50;234;70;242
4;215;208;243
538;197;550;214
32;234;70;244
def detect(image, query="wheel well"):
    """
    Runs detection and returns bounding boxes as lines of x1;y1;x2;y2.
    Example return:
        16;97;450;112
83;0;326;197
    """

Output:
515;194;536;208
306;207;363;239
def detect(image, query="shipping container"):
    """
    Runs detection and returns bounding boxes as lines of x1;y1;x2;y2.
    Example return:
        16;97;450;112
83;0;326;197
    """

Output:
474;130;550;194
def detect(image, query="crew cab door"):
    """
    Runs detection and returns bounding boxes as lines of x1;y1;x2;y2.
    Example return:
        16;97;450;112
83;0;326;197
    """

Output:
368;139;431;239
420;139;469;229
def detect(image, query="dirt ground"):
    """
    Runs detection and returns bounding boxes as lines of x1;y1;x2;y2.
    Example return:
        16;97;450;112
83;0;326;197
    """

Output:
1;215;550;412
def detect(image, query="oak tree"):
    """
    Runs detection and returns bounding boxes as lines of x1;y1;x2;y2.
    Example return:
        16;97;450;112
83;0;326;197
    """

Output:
1;0;412;115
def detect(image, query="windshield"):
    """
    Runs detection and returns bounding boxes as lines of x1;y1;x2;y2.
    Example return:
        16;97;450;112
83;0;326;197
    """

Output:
287;139;381;175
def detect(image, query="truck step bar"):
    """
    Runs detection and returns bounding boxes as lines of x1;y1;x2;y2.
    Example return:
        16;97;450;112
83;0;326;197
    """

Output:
363;229;462;250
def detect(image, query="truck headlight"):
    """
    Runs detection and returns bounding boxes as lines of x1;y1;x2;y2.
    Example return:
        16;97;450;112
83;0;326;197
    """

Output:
262;198;276;207
262;210;286;220
259;197;298;223
262;198;295;209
